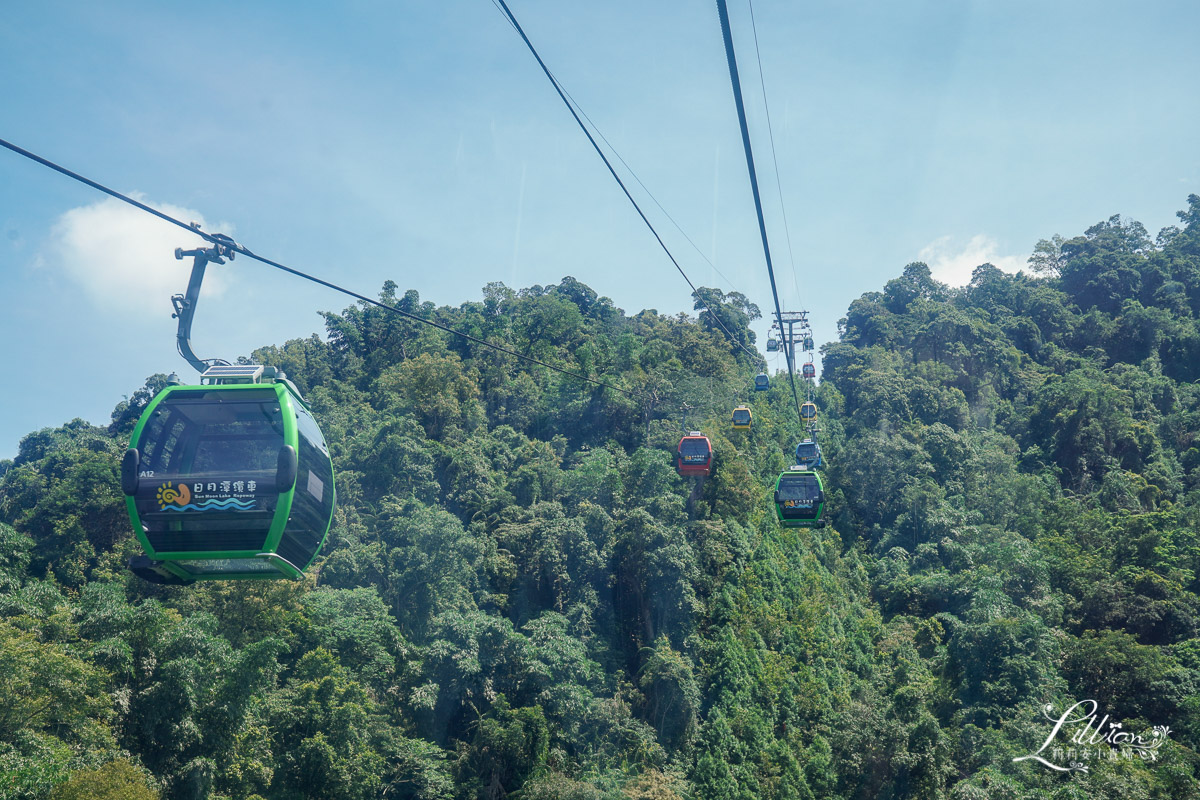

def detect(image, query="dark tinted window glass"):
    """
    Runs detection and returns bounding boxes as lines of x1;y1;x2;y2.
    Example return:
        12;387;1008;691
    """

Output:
131;390;285;556
779;476;821;502
294;404;329;453
277;405;336;570
136;391;285;477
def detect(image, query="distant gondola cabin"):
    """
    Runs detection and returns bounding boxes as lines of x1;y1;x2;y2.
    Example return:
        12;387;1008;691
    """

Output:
802;362;816;379
773;469;826;528
676;433;713;477
802;335;814;351
766;337;779;352
732;405;752;430
794;439;823;470
122;365;335;584
800;401;818;422
754;373;770;391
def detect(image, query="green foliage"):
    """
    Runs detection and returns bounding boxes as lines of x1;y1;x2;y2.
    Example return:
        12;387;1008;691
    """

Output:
266;648;388;799
301;587;411;689
4;201;1200;800
0;620;112;747
637;638;699;752
0;421;128;585
0;731;76;800
460;695;549;799
48;760;158;800
0;523;33;591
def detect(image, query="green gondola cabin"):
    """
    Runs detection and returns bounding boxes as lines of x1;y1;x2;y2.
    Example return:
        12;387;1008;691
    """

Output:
122;365;335;584
773;468;825;528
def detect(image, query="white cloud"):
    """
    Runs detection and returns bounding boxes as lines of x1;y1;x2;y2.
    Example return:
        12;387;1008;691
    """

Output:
918;234;1026;287
42;196;232;311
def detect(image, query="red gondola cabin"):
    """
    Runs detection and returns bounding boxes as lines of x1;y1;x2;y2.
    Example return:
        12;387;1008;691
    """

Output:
676;433;713;477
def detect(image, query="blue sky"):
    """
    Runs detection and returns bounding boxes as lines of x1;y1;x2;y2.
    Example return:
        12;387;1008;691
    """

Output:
2;0;1198;459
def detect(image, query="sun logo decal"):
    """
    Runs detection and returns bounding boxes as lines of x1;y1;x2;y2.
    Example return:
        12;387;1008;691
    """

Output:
156;481;191;510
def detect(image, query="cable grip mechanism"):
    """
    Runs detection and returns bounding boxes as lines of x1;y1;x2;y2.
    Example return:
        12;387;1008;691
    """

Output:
171;226;238;374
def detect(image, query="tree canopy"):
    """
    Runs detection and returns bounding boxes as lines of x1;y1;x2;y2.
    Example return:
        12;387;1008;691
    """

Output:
3;197;1200;798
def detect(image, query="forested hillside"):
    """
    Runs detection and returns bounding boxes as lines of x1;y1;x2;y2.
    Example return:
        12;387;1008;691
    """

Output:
2;196;1199;800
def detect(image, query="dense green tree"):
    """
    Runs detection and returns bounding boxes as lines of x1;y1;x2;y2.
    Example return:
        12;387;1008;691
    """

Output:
3;206;1200;800
266;649;387;800
0;620;114;760
460;695;549;800
48;760;158;800
0;421;127;586
692;288;761;355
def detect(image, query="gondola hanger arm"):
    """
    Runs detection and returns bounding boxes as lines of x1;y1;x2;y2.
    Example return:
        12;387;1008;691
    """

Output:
172;228;237;374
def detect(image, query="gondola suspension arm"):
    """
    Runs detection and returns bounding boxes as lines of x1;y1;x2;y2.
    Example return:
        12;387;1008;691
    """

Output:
172;230;237;374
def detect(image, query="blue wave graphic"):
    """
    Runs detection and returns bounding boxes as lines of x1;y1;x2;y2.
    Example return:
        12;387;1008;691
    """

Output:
163;498;256;512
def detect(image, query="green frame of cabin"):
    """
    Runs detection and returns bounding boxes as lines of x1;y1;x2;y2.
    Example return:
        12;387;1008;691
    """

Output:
125;382;333;582
773;469;825;528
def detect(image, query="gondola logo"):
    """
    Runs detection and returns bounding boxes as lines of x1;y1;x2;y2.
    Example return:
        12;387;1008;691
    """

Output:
1013;700;1170;772
156;481;254;512
156;481;191;509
